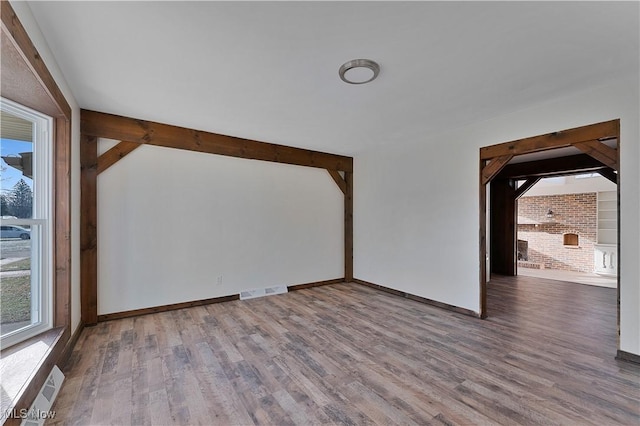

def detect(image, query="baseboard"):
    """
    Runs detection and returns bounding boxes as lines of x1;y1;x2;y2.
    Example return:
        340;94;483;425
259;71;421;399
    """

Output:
616;349;640;365
97;294;240;322
288;278;344;291
353;278;479;318
97;278;345;322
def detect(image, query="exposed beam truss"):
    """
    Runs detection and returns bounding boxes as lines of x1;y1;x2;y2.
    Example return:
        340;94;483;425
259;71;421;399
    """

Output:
480;120;619;160
97;141;140;174
514;177;541;200
481;155;513;185
327;169;347;194
82;110;353;172
80;110;354;325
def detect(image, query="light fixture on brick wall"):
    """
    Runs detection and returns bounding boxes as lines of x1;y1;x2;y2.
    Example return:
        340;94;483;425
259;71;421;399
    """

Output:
546;209;554;219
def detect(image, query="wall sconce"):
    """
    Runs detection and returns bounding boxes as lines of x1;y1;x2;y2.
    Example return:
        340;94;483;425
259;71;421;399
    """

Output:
546;209;554;219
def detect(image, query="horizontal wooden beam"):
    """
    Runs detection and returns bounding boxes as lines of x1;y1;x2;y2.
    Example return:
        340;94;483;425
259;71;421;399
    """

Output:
481;155;513;185
514;177;541;200
497;154;608;180
81;110;353;172
572;139;618;171
97;141;141;174
327;169;347;194
480;120;619;160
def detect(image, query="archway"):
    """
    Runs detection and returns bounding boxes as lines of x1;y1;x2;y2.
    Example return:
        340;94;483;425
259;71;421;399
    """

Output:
479;120;619;323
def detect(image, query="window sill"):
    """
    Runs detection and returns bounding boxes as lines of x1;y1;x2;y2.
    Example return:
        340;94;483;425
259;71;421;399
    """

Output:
0;327;65;424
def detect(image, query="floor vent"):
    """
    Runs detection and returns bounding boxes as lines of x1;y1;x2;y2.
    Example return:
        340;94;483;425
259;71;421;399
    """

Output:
240;285;288;300
21;365;64;426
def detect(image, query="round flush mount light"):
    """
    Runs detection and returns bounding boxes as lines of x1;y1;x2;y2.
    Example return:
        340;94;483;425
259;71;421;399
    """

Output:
339;59;380;84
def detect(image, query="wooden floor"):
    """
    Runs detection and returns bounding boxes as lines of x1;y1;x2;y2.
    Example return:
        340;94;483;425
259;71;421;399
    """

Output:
49;276;640;425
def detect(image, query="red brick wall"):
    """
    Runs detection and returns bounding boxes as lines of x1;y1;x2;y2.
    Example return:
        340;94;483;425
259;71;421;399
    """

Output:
517;193;596;273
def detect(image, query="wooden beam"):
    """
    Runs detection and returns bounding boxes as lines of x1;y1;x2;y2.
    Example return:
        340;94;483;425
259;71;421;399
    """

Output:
598;168;618;184
490;179;517;276
514;177;541;200
1;2;72;118
481;155;513;185
81;110;353;172
479;158;487;319
344;171;353;282
80;134;98;326
53;117;71;330
572;139;618;171
497;153;608;180
480;120;619;160
97;141;141;174
327;169;347;194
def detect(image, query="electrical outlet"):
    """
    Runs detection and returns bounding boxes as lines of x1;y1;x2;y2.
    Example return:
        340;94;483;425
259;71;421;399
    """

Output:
217;276;223;286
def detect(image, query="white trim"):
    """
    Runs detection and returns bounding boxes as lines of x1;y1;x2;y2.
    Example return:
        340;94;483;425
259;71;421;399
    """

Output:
1;97;53;348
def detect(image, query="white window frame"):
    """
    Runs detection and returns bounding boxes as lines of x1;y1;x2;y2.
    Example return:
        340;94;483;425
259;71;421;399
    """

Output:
1;97;53;348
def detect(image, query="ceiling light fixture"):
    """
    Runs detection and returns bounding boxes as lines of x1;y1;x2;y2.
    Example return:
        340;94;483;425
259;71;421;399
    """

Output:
339;59;380;84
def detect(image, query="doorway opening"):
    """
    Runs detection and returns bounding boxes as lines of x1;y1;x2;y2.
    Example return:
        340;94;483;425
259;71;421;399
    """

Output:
478;120;620;340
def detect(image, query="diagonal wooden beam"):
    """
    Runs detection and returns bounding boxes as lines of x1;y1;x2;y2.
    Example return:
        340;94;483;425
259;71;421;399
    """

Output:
572;139;618;171
327;169;346;194
480;120;619;160
514;177;541;200
598;168;618;184
481;155;513;185
97;141;141;174
81;110;353;172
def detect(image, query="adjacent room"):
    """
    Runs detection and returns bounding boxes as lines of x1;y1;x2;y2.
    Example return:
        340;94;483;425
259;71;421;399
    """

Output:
1;1;639;425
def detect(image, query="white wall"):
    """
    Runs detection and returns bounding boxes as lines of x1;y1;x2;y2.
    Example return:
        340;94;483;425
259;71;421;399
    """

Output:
355;76;640;355
97;144;343;314
522;175;616;197
11;2;82;335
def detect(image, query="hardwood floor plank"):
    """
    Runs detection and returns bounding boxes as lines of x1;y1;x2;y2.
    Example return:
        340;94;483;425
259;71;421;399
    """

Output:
50;278;640;425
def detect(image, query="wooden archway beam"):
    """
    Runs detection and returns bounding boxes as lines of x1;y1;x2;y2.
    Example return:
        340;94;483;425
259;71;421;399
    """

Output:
480;120;619;160
514;177;541;200
481;155;513;185
572;139;618;171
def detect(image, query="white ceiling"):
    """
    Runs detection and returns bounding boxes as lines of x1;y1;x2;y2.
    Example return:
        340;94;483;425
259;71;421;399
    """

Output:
27;1;639;156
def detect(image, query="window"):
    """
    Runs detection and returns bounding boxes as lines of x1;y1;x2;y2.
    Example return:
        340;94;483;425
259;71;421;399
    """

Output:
1;97;53;348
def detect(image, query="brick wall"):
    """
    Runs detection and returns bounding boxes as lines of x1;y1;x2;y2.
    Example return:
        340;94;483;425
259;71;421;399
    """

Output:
517;193;597;273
